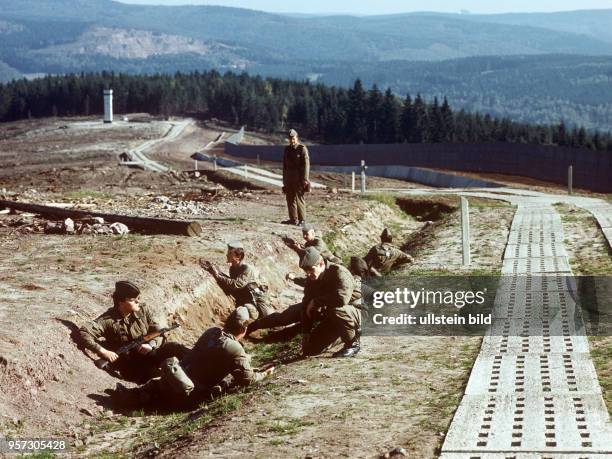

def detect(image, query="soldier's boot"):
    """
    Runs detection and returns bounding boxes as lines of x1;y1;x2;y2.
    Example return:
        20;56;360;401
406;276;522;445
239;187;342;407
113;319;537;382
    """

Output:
333;329;361;358
281;219;298;225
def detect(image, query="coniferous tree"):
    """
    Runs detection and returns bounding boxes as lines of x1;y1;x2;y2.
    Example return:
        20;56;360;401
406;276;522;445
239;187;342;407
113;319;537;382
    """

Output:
380;88;400;143
346;79;368;143
399;94;413;143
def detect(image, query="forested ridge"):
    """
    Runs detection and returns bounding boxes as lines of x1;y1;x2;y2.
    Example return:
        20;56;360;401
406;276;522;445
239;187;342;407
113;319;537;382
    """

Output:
2;71;611;151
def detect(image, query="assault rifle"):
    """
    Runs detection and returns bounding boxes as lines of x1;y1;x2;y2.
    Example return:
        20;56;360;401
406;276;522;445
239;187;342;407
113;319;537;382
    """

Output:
95;323;181;370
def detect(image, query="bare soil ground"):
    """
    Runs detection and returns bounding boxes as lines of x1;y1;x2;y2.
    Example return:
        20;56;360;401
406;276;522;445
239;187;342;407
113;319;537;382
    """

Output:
0;117;608;458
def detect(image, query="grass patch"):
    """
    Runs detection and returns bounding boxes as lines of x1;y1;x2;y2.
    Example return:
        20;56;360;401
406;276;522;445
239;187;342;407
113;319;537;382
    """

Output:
267;418;315;436
321;231;351;265
63;190;114;201
248;336;301;368
589;336;612;416
361;193;401;211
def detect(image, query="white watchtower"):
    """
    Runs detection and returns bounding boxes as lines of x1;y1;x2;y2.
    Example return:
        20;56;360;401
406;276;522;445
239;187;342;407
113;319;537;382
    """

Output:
103;89;113;123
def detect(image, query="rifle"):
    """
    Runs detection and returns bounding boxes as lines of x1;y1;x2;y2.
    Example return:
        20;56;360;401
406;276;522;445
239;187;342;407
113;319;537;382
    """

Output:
95;323;180;370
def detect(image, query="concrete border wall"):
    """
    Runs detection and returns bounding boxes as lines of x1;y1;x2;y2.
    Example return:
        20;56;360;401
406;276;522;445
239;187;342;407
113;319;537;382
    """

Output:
225;142;612;192
312;165;501;188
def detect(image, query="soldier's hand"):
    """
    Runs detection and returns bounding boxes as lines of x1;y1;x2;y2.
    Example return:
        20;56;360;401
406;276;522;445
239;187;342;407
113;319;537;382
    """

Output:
286;272;296;281
137;344;153;355
100;348;119;363
281;186;286;194
199;258;212;270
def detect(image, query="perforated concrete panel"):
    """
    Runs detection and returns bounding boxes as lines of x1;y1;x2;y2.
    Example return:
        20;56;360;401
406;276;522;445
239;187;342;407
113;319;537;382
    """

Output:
442;203;612;457
501;257;572;274
443;394;612;454
495;276;576;293
464;354;602;395
504;243;568;259
480;335;591;355
491;290;578;319
507;230;565;246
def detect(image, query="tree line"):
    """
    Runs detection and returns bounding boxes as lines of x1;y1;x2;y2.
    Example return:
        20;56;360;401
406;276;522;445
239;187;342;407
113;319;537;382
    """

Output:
1;71;611;151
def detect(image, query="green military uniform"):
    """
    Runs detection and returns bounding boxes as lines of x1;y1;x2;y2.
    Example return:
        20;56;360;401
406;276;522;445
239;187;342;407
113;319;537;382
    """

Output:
363;242;413;275
182;327;264;390
291;237;342;265
282;139;310;224
116;326;264;408
302;260;362;356
79;305;187;383
215;262;273;319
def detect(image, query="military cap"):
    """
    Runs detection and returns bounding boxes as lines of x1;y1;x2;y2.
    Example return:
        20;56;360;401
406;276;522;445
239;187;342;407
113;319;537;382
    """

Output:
301;223;315;233
380;228;393;243
288;129;298;138
114;280;140;298
232;306;250;322
300;247;323;269
227;241;244;250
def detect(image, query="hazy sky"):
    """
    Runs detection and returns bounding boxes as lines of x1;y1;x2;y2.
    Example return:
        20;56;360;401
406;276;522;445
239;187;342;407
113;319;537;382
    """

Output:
117;0;612;15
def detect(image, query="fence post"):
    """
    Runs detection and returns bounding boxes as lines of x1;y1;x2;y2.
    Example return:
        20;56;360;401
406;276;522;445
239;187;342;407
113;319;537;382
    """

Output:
568;165;573;195
461;197;471;266
360;160;367;193
351;172;355;192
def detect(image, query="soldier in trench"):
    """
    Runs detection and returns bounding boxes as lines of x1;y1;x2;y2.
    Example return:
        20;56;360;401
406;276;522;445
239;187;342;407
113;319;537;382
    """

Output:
363;228;413;276
199;241;274;320
79;281;189;383
111;306;274;407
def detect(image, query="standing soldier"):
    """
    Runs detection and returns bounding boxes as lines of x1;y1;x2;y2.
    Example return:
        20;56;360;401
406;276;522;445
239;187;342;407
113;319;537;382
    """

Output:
363;228;413;276
79;281;188;383
282;129;310;225
200;241;274;320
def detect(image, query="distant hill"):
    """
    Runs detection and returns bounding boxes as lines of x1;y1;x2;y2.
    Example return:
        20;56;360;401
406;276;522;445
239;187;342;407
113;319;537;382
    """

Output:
459;10;612;45
1;0;611;66
0;59;21;82
1;0;611;129
297;55;612;131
